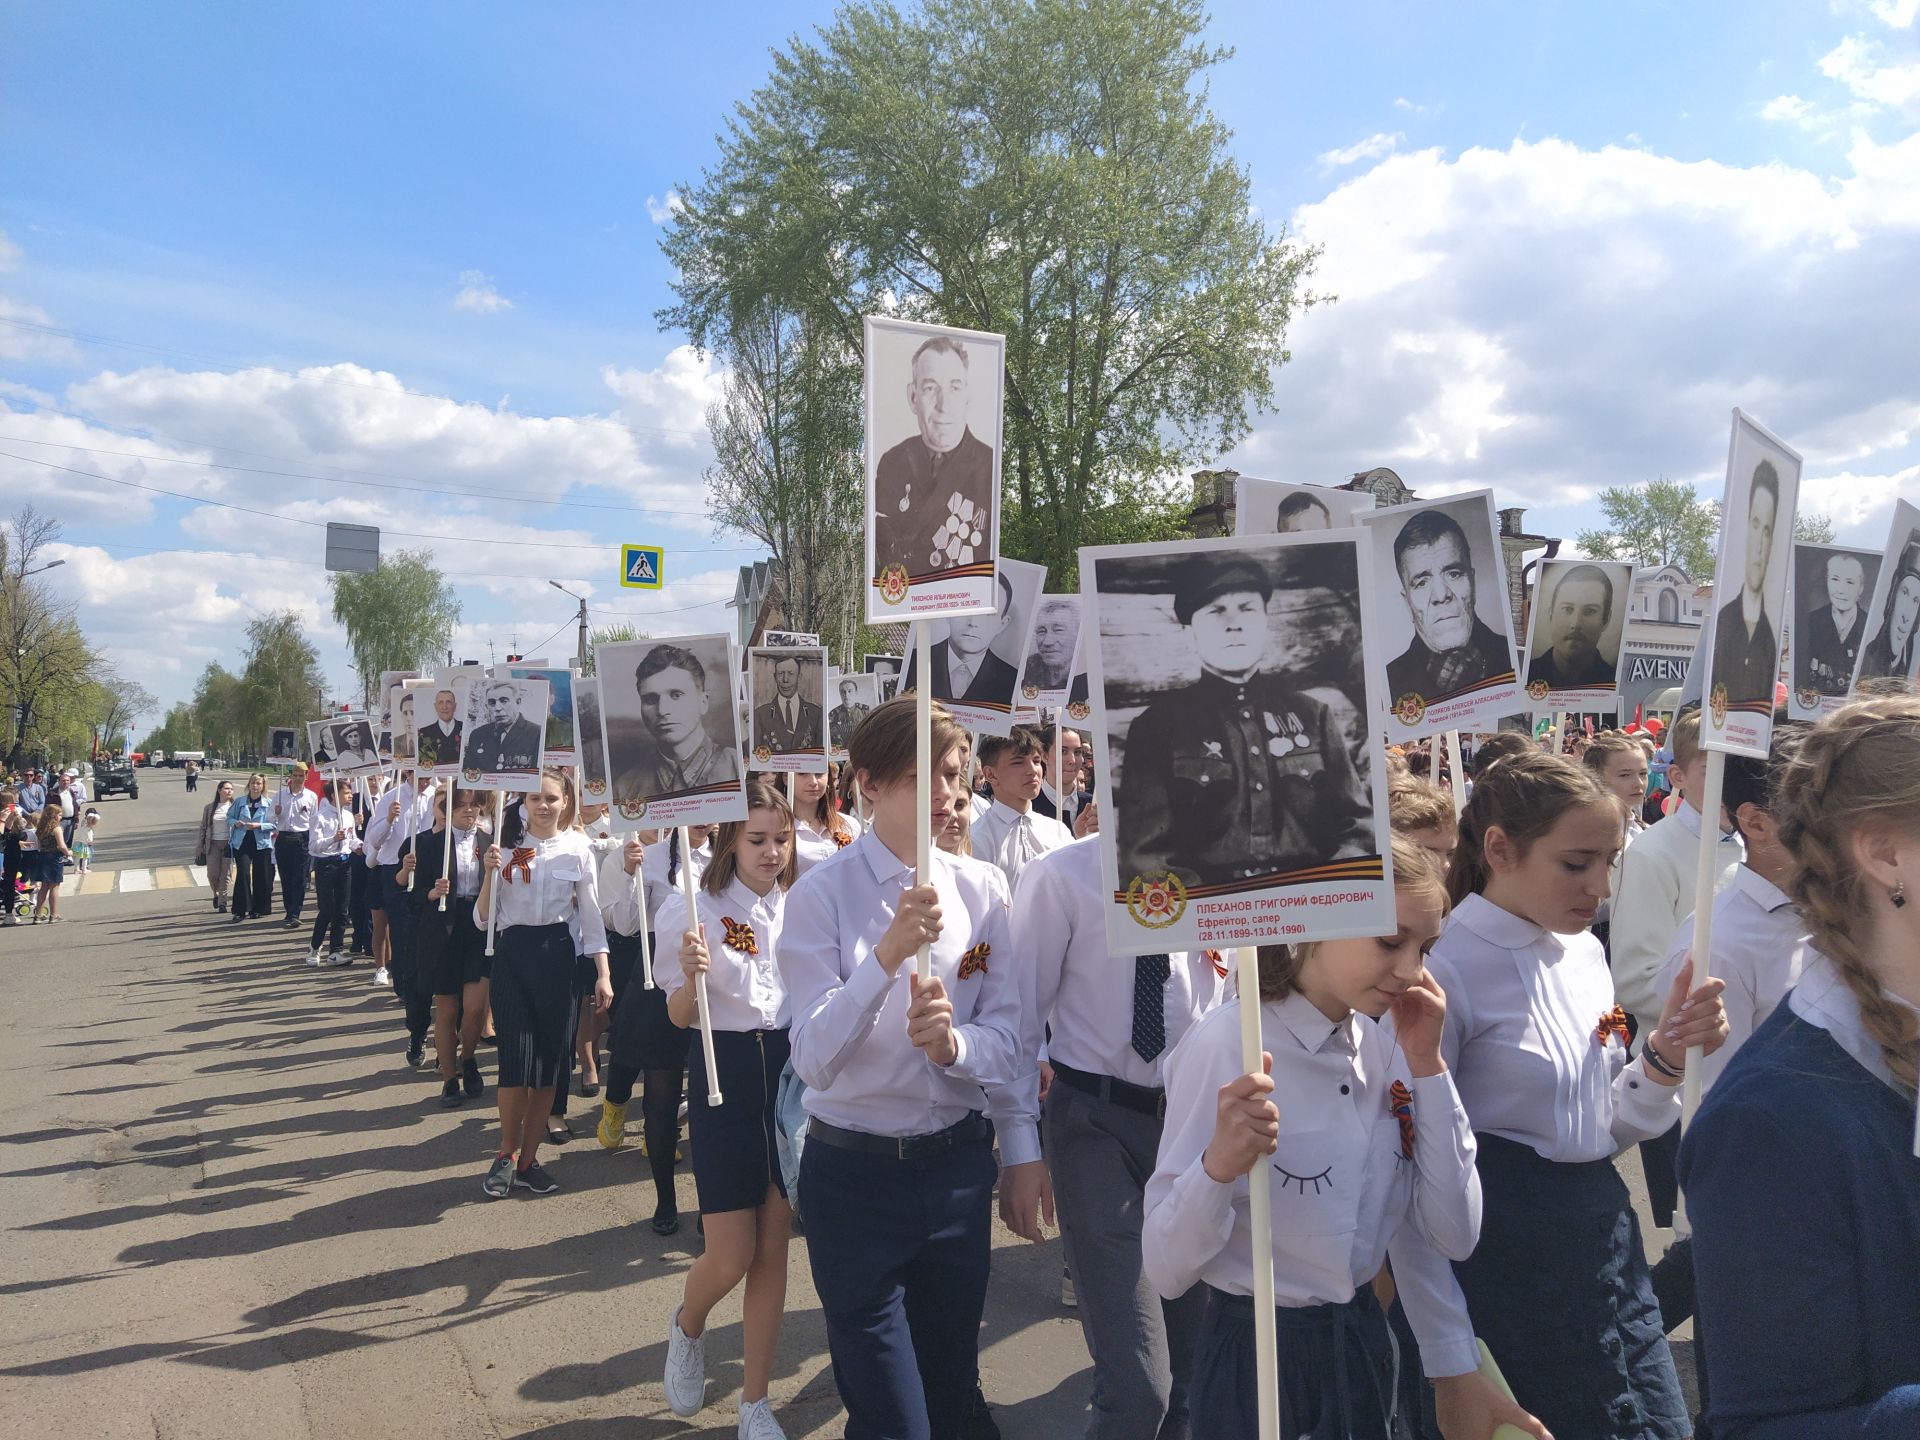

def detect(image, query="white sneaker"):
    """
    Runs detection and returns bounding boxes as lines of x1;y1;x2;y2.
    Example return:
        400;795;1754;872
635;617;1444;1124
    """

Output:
325;950;352;967
663;1306;707;1417
1061;1270;1077;1308
738;1397;787;1440
370;966;391;986
306;946;323;966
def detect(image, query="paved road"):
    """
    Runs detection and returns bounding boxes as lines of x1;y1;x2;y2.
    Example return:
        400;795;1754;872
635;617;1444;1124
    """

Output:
2;768;1695;1436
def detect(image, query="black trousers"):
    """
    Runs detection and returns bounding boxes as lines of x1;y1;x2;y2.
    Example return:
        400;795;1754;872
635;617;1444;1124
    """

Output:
274;833;309;920
349;857;373;952
232;844;273;917
2;842;23;916
380;864;430;1043
308;855;350;954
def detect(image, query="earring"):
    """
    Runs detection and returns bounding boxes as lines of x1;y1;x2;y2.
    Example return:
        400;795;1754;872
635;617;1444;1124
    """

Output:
1894;880;1907;910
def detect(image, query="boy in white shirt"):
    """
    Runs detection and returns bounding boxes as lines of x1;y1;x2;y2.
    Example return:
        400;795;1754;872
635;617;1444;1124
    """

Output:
970;728;1073;889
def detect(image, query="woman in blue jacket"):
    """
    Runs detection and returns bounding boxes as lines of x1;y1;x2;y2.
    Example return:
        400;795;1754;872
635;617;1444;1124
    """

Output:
227;773;277;922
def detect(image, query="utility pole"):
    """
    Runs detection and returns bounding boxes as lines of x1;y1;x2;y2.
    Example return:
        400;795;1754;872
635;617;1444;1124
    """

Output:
549;582;590;670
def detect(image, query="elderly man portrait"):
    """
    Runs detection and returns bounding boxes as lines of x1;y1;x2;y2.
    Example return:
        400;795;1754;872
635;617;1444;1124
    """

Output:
1021;597;1079;694
873;334;995;576
828;677;871;750
1383;508;1512;703
464;681;541;774
417;686;464;769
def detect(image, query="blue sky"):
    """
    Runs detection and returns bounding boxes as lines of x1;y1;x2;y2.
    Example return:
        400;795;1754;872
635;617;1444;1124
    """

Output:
3;1;1916;731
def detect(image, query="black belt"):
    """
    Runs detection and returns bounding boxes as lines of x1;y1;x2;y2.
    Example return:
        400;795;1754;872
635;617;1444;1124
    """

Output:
806;1111;990;1161
1051;1060;1166;1119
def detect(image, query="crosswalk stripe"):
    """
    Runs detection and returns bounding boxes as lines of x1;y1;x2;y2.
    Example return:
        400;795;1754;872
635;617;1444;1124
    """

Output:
118;869;156;892
155;867;195;890
189;864;208;887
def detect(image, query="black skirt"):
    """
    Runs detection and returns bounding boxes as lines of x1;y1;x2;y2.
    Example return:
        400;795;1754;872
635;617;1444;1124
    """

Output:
607;933;690;1071
1453;1133;1687;1440
606;927;640;1006
687;1026;789;1215
417;895;491;995
1191;1285;1396;1440
489;922;580;1088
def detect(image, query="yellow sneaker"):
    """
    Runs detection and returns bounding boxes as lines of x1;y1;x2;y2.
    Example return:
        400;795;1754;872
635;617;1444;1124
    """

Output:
596;1097;629;1151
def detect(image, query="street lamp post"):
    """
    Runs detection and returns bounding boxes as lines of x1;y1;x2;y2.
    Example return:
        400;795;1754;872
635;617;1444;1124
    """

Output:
549;582;589;670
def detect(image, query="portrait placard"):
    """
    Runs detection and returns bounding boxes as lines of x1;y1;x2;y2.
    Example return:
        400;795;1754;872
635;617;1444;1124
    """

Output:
1081;533;1395;956
1788;543;1882;722
265;726;300;765
325;715;384;776
573;671;611;801
828;671;879;761
748;645;829;773
457;676;549;791
1701;411;1801;758
386;683;419;762
863;653;903;703
900;557;1046;735
864;315;1005;623
1233;477;1372;537
1016;593;1081;715
306;720;337;774
1847;499;1920;698
1360;488;1523;742
595;634;746;831
505;664;577;762
1520;559;1632;713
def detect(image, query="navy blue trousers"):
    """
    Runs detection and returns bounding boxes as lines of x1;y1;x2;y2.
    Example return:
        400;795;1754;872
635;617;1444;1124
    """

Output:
800;1131;996;1440
379;863;430;1044
274;833;308;920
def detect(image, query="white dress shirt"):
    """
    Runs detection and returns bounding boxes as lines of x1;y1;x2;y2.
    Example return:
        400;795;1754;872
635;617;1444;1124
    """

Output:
1143;993;1481;1374
1611;801;1743;1033
780;831;1020;1139
1428;892;1681;1162
308;800;357;859
1788;946;1920;1095
1654;865;1806;1095
474;828;610;956
273;786;317;835
641;834;711;930
362;778;437;866
970;799;1073;890
441;824;483;900
656;874;789;1032
1006;836;1226;1166
593;835;648;939
794;813;861;877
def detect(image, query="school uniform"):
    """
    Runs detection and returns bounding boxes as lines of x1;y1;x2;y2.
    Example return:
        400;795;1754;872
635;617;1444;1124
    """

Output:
794;813;860;877
474;829;608;1088
587;826;646;1006
367;779;437;1041
408;825;488;994
656;876;790;1213
306;800;357;955
780;832;1021;1440
609;835;709;1074
970;799;1072;890
1010;836;1227;1440
1409;892;1690;1440
1680;949;1920;1435
272;785;317;923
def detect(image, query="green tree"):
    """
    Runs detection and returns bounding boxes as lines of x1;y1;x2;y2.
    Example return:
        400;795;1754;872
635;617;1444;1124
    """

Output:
1577;479;1722;578
85;668;157;757
1794;511;1837;545
581;623;649;678
0;506;102;766
235;611;327;751
192;663;247;756
659;0;1318;590
329;549;461;709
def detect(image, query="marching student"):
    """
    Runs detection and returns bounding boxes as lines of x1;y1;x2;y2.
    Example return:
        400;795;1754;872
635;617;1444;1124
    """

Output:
1388;778;1457;871
1581;731;1652;957
474;767;612;1198
599;824;707;1235
936;792;973;857
1680;696;1920;1434
409;785;491;1109
659;780;799;1439
305;779;358;967
1402;751;1730;1440
792;768;859;875
970;728;1073;888
1007;834;1227;1440
271;764;317;930
573;802;626;1097
366;773;438;1065
1141;837;1482;1439
779;697;1023;1440
1034;722;1089;828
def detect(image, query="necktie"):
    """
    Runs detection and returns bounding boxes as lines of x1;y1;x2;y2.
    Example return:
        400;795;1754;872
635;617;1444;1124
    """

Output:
1131;953;1172;1062
785;698;795;733
999;814;1043;885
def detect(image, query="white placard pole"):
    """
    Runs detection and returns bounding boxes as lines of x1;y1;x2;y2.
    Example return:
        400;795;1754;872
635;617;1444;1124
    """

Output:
1444;729;1466;814
679;826;723;1104
914;621;933;983
1054;710;1066;826
855;776;868;828
1553;712;1568;754
1235;945;1281;1440
1681;749;1727;1130
637;853;655;991
438;780;455;913
402;768;418;890
484;791;505;957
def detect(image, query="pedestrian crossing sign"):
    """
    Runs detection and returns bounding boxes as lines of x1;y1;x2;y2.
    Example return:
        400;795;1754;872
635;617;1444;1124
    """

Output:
620;544;664;590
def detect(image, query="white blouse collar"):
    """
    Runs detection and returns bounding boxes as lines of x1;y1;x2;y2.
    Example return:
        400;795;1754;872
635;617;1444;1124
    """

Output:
1272;988;1360;1058
1452;891;1551;951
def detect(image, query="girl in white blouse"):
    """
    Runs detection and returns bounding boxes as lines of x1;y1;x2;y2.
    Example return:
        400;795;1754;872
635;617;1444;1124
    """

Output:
1410;751;1728;1440
791;767;859;875
474;768;611;1200
656;779;796;1437
1144;835;1481;1440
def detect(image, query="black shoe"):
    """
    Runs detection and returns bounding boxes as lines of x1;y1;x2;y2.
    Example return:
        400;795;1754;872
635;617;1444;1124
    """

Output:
514;1160;560;1196
650;1207;681;1236
462;1057;484;1098
545;1118;571;1145
405;1043;427;1069
438;1077;463;1109
281;918;299;930
578;1077;600;1099
230;913;245;924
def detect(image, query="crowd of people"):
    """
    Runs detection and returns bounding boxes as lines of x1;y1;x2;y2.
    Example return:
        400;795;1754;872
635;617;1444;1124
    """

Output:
0;763;99;924
168;686;1917;1440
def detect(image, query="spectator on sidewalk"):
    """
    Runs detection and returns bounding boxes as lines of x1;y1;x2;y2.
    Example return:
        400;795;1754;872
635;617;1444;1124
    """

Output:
196;780;237;913
228;773;276;922
1;787;26;925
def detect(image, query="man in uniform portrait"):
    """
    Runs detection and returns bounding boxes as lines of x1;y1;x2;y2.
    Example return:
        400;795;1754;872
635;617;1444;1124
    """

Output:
1119;557;1372;888
464;681;542;775
1800;551;1868;698
754;655;823;752
418;686;464;769
1711;459;1782;703
1526;563;1618;690
1383;508;1512;703
829;677;871;750
612;644;741;803
873;335;994;576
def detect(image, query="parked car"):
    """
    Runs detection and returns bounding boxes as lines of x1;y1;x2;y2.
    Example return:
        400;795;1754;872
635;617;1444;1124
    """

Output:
93;760;140;800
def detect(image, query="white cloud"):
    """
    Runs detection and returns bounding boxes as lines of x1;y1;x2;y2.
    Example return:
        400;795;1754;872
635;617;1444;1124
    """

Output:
1820;34;1920;114
645;192;685;225
1316;132;1404;171
1869;0;1919;29
1762;93;1821;126
1391;97;1439;118
452;269;513;313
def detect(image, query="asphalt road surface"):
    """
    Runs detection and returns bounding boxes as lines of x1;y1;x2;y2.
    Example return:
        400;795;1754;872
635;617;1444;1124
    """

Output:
2;766;1696;1436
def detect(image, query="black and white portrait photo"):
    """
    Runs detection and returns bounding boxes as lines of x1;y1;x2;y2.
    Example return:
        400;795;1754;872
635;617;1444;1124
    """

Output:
749;645;827;771
1849;499;1920;696
1704;411;1801;758
828;671;879;758
507;664;577;762
326;718;383;775
387;684;418;763
1080;535;1395;955
900;557;1045;734
864;315;1005;623
1522;559;1631;710
307;720;337;771
574;673;610;798
762;630;821;648
266;726;299;764
1019;594;1081;710
1361;489;1522;742
417;674;472;774
863;653;903;703
1788;543;1882;721
1232;477;1371;538
458;676;548;789
594;634;746;829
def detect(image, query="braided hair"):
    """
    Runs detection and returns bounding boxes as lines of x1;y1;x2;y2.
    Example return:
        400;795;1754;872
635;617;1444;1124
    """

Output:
1446;749;1621;907
1773;696;1920;1097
